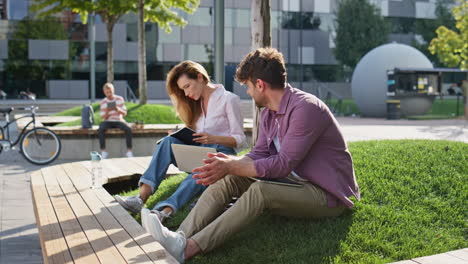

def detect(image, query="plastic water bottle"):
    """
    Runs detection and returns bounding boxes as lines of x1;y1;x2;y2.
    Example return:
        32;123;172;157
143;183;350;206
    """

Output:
90;151;102;189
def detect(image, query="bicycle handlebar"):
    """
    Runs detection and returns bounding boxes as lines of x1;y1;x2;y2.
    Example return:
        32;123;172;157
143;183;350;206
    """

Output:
17;106;39;111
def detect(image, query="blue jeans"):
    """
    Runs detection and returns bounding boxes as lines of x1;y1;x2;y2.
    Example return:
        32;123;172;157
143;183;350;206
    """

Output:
139;136;236;213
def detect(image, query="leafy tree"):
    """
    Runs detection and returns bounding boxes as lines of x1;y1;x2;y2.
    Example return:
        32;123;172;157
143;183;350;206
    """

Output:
5;17;73;95
334;0;390;69
251;0;271;144
413;0;456;66
429;0;468;69
30;0;134;83
135;0;199;104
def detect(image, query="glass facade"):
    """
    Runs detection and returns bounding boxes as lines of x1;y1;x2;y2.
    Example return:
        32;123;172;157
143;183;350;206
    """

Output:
0;0;452;99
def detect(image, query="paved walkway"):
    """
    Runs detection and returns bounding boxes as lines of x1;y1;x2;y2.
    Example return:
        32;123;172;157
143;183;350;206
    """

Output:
0;118;466;263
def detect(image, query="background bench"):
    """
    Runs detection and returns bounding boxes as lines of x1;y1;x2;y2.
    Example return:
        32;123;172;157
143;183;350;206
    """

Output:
31;157;180;263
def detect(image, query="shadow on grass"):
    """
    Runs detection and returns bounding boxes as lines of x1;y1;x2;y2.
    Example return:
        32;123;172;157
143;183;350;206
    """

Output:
127;103;144;113
189;210;354;264
138;175;355;264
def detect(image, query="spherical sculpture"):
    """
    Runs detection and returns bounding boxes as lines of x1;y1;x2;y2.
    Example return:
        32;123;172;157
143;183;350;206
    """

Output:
351;43;433;117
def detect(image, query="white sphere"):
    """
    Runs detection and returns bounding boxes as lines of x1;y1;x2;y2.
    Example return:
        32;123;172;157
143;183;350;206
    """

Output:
351;43;433;117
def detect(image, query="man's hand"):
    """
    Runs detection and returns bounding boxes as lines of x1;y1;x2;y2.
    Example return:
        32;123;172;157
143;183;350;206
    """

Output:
193;133;216;144
192;152;231;185
115;106;127;117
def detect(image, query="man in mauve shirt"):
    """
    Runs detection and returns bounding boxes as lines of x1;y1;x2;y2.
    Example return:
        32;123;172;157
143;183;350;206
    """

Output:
141;48;360;262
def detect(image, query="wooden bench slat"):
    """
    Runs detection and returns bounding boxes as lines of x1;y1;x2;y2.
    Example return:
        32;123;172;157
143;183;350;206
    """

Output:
41;166;101;264
94;188;178;264
54;164;128;264
62;163;170;263
31;171;74;264
132;157;153;169
80;160;122;184
101;158;143;181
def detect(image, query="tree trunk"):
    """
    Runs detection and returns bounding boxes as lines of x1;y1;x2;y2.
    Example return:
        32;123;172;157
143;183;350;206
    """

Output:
138;0;148;104
251;0;271;145
106;22;115;83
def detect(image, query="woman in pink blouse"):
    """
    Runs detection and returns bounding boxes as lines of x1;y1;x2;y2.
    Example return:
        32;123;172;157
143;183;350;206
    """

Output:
115;61;246;221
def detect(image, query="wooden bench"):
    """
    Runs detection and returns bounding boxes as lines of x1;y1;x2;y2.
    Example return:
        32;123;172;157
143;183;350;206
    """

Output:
31;157;180;263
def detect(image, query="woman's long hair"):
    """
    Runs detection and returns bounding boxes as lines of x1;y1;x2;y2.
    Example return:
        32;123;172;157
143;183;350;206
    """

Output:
166;61;210;129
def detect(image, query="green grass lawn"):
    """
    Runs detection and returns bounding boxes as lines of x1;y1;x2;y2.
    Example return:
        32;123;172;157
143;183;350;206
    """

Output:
327;98;464;119
120;140;467;263
53;103;181;126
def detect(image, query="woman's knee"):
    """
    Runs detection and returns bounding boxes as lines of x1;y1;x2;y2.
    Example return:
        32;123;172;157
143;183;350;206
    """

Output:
159;135;181;146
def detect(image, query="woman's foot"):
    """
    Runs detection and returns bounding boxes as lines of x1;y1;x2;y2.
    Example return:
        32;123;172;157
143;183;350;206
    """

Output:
150;208;172;223
114;194;143;214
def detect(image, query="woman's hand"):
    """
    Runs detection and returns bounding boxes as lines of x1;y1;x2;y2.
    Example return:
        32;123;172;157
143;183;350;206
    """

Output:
193;133;217;145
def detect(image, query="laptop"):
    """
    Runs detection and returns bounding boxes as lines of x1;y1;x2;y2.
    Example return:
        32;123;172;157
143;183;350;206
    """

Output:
171;144;217;172
248;177;303;187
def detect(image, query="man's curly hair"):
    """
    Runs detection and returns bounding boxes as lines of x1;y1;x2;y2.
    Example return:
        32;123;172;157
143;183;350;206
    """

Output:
235;47;287;89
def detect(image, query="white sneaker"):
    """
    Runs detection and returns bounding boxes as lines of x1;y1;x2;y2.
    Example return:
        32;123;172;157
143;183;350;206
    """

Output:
141;208;151;232
142;209;186;263
126;151;134;158
101;151;109;159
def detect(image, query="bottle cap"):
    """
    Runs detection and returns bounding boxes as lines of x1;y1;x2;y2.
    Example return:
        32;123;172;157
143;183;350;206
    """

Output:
90;151;102;161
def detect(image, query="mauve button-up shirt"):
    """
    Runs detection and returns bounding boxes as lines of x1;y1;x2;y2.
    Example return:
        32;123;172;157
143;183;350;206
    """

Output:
246;84;360;208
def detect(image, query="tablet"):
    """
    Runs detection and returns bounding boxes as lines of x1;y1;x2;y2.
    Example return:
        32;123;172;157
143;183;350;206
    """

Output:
248;177;303;187
171;144;216;172
107;101;116;109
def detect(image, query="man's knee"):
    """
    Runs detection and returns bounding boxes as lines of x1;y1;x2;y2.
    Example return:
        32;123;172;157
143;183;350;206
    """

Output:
216;174;240;189
123;126;132;133
245;182;267;203
201;175;237;198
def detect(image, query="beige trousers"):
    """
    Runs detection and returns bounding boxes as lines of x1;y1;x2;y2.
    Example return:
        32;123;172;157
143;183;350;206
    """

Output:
178;175;345;252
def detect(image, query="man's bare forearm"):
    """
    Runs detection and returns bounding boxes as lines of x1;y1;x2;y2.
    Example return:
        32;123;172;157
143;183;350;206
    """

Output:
226;155;258;177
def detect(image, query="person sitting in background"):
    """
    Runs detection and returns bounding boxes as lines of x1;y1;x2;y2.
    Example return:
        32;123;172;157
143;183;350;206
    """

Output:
19;90;36;100
114;60;245;223
99;82;133;159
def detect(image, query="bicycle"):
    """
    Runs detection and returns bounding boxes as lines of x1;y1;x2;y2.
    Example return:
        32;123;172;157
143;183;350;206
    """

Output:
0;106;61;165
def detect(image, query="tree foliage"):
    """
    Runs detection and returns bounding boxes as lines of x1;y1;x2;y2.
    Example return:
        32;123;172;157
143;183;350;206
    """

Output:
30;0;134;82
413;0;456;67
138;0;199;33
5;17;73;81
135;0;199;104
30;0;199;96
334;0;390;69
429;1;468;69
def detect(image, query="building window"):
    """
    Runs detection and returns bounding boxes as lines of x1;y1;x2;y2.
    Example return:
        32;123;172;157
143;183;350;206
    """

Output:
8;0;29;20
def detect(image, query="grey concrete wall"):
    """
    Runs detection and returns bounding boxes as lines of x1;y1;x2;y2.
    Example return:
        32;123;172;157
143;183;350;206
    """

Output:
113;42;138;61
148;81;169;99
388;0;415;18
57;132;253;160
113;81;128;100
96;23;127;43
162;44;183;61
48;80;89;99
28;40;68;60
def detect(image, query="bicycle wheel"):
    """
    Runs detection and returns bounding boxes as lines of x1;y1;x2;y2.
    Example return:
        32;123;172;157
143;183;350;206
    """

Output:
21;127;61;165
